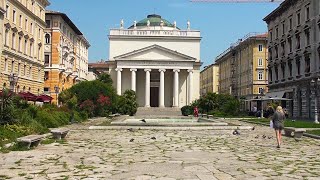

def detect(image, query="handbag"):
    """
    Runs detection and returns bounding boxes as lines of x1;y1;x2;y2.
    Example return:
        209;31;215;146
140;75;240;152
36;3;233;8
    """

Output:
270;120;273;128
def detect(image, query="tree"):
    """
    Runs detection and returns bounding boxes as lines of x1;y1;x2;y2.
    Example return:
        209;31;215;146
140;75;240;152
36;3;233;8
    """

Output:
0;89;16;125
97;73;113;85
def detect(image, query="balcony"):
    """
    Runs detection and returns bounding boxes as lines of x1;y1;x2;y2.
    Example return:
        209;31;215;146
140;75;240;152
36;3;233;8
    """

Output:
59;64;66;72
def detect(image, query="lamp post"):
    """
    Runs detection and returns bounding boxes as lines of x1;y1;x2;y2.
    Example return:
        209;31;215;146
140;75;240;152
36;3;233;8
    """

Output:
54;85;60;106
8;73;19;92
260;88;265;118
311;79;320;124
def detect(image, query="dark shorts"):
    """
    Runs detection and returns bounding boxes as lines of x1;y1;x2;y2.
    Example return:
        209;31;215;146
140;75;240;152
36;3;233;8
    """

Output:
273;121;284;130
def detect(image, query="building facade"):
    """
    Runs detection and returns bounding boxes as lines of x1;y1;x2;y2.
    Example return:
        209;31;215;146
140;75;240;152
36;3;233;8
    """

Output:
0;0;5;57
44;11;90;103
109;14;202;108
87;60;111;81
264;0;320;120
215;33;268;109
200;64;219;96
1;0;50;94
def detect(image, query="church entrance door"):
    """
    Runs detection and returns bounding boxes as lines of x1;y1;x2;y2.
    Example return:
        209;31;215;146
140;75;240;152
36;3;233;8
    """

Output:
150;87;159;107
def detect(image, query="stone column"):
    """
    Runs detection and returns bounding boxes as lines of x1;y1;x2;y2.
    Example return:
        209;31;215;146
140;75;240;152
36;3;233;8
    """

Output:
173;69;180;107
115;68;122;95
159;69;166;108
144;69;151;107
130;68;137;91
188;69;193;105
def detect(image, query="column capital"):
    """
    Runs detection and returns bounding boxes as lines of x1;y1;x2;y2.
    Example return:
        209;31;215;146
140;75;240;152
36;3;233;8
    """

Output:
115;68;123;72
159;69;166;72
144;69;152;72
173;69;180;73
187;69;193;73
130;68;137;72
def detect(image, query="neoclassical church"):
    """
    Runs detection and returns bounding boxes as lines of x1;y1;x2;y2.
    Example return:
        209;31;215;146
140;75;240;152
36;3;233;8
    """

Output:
108;14;202;108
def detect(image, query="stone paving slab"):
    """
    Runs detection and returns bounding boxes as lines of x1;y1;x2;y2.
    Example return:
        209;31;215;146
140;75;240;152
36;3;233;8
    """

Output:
0;118;320;179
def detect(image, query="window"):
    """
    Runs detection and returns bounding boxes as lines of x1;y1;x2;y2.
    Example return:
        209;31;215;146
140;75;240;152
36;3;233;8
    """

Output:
45;34;50;44
5;5;9;18
282;22;285;35
281;63;285;79
24;40;27;54
11;61;14;73
18;63;21;75
258;45;263;52
19;15;22;27
25;19;28;31
45;55;50;65
289;17;293;30
297;12;301;25
38;28;41;39
288;61;292;77
13;9;16;23
29;67;32;78
275;45;278;58
296;59;301;76
269;67;273;82
258;58;263;66
44;72;49;80
38;69;41;81
296;34;301;49
305;55;310;73
44;87;50;93
23;65;26;76
46;20;51;28
12;33;15;49
258;88;264;94
4;58;8;72
276;27;279;38
288;37;292;53
4;30;8;46
30;42;33;57
30;22;33;33
306;6;310;20
18;37;22;52
258;71;263;80
305;30;310;46
275;66;279;81
281;42;285;56
38;46;41;60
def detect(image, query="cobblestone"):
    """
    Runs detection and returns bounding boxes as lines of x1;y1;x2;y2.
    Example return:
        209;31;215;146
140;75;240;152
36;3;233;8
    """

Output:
0;118;319;179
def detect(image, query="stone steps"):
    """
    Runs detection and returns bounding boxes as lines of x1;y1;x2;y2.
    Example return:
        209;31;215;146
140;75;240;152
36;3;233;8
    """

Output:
136;107;182;116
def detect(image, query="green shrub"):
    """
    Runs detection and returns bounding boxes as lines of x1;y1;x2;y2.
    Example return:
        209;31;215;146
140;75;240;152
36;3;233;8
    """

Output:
181;106;193;116
0;89;16;125
117;90;138;116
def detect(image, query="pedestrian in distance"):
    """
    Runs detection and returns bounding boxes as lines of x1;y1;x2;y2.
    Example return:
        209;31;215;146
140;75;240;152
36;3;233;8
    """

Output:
272;106;286;148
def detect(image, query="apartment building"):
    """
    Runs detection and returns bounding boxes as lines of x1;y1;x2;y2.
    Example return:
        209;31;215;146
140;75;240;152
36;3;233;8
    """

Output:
264;0;320;120
200;63;219;96
215;33;268;109
44;10;90;103
1;0;50;94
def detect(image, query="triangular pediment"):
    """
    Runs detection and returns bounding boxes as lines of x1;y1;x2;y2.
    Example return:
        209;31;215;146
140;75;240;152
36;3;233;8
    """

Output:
114;44;196;61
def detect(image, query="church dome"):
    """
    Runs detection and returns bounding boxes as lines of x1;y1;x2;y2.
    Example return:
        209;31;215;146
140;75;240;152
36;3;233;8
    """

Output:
128;14;178;29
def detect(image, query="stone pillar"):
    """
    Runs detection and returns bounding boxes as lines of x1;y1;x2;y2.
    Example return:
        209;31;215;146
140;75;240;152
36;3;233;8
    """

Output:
188;69;193;105
130;68;137;92
144;69;151;107
115;68;122;95
173;69;180;107
159;69;166;108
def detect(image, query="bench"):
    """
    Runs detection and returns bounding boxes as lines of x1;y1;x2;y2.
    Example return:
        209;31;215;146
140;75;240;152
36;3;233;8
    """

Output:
284;127;306;138
50;128;69;140
17;135;43;149
208;115;213;119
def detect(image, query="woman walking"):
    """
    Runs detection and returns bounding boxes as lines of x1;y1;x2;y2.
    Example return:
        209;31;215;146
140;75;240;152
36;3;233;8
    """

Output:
272;106;286;148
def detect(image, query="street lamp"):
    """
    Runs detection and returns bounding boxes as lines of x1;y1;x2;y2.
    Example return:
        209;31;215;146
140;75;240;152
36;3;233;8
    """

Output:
260;88;265;118
311;78;320;124
8;73;19;92
54;85;60;106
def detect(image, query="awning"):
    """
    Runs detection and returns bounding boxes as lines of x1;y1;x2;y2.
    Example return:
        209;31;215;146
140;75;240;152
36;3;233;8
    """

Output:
264;91;285;99
36;95;53;103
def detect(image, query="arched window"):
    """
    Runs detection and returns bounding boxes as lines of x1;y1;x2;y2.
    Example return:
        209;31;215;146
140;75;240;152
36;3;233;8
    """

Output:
45;34;50;44
16;85;20;92
23;86;26;92
28;87;31;92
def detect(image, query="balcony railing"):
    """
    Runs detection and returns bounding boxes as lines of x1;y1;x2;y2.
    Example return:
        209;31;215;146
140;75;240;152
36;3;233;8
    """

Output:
109;29;200;37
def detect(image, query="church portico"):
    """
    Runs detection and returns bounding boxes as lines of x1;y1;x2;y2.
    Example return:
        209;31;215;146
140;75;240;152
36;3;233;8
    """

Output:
108;14;202;108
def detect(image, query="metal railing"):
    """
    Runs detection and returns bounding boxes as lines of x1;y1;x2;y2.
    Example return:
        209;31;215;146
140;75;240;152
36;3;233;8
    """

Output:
110;29;201;37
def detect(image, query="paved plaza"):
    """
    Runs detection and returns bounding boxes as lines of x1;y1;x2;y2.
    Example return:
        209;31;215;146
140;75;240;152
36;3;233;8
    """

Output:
0;118;320;180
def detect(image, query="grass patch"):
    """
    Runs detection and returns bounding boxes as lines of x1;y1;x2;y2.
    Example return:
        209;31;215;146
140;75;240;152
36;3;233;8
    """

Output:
306;130;320;136
42;138;55;145
242;118;320;128
0;175;11;179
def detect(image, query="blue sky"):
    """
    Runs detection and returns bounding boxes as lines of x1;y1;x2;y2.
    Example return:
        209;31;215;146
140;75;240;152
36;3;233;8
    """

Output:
47;0;279;67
